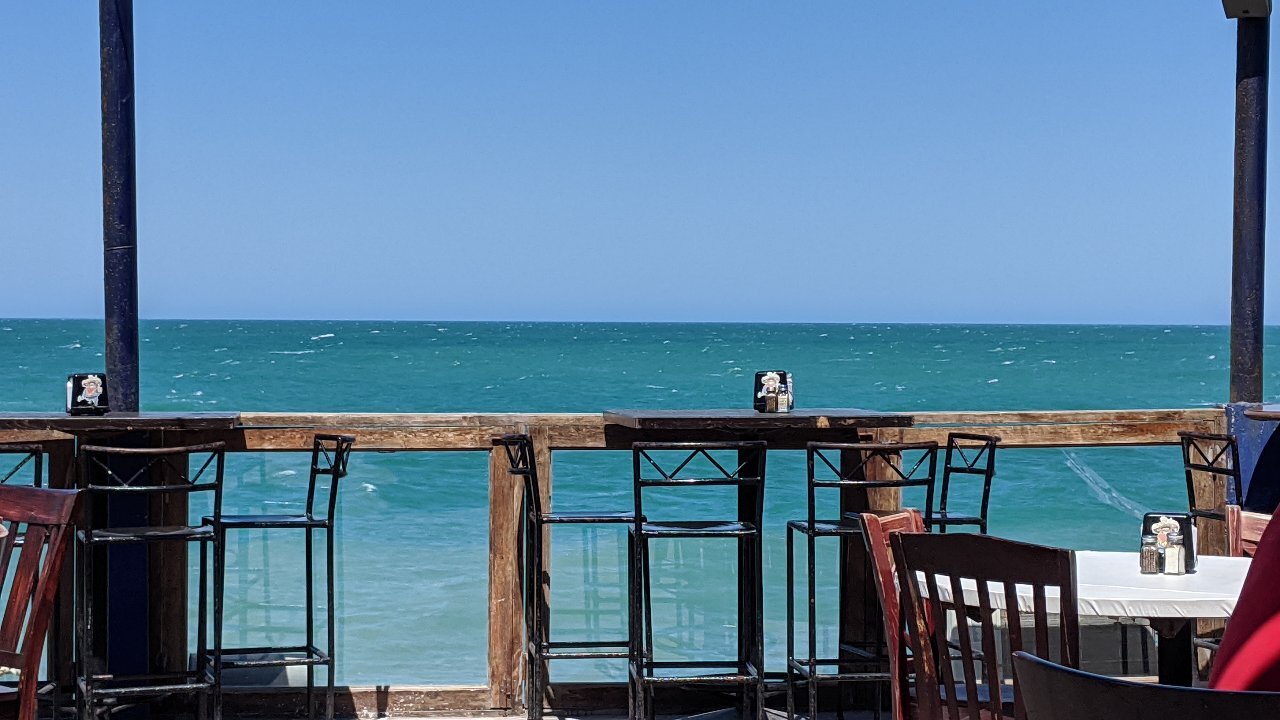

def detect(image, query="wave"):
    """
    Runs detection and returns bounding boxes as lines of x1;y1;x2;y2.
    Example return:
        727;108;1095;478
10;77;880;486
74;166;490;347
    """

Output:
1062;450;1149;520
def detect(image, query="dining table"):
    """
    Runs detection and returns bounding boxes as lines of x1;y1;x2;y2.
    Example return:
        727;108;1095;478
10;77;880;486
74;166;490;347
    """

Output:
929;549;1252;686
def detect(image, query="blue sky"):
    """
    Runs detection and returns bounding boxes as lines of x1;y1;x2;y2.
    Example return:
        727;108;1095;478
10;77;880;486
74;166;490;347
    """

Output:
0;3;1266;322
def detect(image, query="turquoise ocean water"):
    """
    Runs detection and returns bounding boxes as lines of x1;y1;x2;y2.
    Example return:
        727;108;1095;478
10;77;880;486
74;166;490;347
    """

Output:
0;320;1263;686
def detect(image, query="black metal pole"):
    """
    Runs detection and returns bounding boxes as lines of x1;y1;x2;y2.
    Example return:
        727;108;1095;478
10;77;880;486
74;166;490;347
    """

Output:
1230;16;1269;404
100;0;139;412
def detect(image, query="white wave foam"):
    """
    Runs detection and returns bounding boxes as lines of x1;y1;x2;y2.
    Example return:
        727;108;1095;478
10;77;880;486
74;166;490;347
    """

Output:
269;350;316;355
311;333;335;340
1062;450;1149;520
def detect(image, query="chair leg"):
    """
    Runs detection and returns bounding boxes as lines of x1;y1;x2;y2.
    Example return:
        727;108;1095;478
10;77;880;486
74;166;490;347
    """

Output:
807;532;818;720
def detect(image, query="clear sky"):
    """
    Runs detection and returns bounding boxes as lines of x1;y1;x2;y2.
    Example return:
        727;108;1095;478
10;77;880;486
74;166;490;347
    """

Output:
0;3;1269;323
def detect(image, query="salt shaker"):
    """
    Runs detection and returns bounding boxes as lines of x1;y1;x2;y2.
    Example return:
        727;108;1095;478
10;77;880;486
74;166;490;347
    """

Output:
1139;534;1160;574
1165;532;1186;575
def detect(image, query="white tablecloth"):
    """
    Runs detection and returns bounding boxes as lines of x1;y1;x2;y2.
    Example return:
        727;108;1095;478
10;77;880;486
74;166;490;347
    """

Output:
925;550;1251;621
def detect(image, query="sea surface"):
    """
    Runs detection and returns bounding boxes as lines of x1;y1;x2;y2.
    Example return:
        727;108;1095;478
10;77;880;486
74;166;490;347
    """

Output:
0;320;1267;686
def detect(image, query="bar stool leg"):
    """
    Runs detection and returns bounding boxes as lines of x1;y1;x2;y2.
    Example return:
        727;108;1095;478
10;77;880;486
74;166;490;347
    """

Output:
325;524;336;720
529;519;545;720
213;528;226;720
75;539;90;720
197;536;209;720
785;527;796;720
305;527;315;720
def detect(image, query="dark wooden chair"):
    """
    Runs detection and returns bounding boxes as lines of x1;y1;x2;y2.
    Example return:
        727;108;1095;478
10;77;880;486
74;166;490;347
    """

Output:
928;433;999;534
1226;504;1270;557
858;509;925;720
893;532;1079;720
1179;431;1242;523
494;434;633;720
785;440;937;720
1013;651;1280;719
630;441;767;720
0;485;81;720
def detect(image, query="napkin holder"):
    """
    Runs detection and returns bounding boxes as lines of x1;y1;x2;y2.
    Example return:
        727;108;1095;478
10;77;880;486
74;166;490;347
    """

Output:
1142;511;1197;573
67;373;110;416
754;371;793;413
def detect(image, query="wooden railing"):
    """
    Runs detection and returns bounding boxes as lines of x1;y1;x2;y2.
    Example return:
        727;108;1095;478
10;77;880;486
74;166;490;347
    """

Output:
0;407;1228;715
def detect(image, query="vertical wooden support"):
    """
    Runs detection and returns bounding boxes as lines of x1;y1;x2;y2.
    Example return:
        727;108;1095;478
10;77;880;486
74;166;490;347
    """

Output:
838;427;904;707
46;440;77;696
529;427;553;710
488;445;524;710
149;439;189;678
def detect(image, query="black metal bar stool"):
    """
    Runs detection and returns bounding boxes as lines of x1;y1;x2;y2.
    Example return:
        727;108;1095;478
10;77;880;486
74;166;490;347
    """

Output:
629;441;767;720
75;442;226;720
207;434;354;720
494;434;634;719
926;432;999;533
1179;431;1242;521
1178;430;1241;662
785;440;938;720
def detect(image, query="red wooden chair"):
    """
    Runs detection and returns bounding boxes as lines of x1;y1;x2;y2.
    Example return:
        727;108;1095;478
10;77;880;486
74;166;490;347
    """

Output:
859;509;925;720
0;485;80;720
1226;504;1270;558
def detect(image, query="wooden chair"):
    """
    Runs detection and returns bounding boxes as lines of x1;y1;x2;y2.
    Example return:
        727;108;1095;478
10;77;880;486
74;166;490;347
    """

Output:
0;485;81;720
1013;651;1280;719
858;509;925;720
1226;504;1270;557
893;533;1079;720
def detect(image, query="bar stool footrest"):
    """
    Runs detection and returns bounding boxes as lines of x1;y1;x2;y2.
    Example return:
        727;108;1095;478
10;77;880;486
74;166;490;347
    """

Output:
214;645;331;668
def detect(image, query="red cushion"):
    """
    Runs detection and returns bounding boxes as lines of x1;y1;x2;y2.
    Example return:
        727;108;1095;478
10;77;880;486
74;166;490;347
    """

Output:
1210;513;1280;690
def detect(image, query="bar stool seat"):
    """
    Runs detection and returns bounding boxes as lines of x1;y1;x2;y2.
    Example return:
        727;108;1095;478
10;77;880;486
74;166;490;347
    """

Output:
640;520;756;537
542;510;635;524
208;513;330;529
927;510;983;529
785;518;863;536
85;524;215;542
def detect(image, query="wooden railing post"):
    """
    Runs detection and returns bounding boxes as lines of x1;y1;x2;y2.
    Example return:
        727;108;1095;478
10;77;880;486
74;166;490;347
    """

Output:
487;445;524;711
